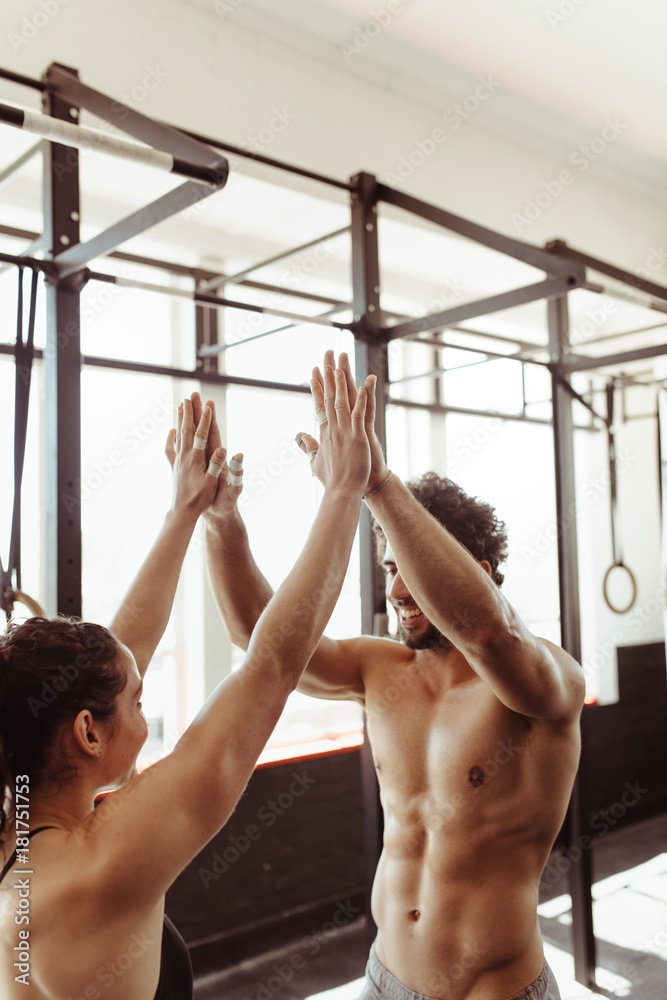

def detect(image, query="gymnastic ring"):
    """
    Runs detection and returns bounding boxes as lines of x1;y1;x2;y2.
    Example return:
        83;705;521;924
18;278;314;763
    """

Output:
602;562;637;614
8;589;45;618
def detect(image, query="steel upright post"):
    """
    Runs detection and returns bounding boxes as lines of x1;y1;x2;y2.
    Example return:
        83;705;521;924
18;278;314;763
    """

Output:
548;294;597;989
42;63;82;618
350;171;388;947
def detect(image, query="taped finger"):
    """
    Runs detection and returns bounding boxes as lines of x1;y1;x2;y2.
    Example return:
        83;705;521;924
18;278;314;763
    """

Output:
207;459;224;479
193;436;207;451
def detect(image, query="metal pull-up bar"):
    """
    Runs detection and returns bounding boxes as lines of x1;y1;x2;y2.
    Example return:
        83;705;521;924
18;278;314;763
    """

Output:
0;101;226;186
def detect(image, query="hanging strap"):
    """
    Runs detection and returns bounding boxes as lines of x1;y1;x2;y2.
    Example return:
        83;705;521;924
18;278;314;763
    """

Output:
606;382;622;566
2;268;39;618
10;267;38;589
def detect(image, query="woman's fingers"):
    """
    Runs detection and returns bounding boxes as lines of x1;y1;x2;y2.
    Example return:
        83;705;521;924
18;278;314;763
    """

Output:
193;404;212;453
206;399;223;455
364;374;377;430
351;384;368;428
227;452;244;488
206;447;226;480
165;428;176;468
311;374;327;427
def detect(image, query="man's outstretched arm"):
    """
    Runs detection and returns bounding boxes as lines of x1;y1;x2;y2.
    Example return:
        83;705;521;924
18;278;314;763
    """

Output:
307;352;584;723
366;473;584;721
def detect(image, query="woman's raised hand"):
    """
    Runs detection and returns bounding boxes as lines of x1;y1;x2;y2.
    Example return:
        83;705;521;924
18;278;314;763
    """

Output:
296;363;374;496
164;397;227;518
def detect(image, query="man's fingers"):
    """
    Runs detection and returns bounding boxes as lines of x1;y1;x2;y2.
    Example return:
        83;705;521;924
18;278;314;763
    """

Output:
175;403;183;454
339;352;358;406
181;398;195;449
334;368;351;413
165;428;176;468
322;365;337;425
193;404;212;452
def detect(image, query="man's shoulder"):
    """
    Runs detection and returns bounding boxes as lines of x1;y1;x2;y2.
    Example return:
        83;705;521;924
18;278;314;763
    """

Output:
339;633;412;668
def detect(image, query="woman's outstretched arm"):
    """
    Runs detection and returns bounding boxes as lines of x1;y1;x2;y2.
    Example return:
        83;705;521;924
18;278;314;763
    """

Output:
110;398;226;677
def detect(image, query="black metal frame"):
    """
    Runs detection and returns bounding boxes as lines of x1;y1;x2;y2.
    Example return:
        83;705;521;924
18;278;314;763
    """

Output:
3;61;667;992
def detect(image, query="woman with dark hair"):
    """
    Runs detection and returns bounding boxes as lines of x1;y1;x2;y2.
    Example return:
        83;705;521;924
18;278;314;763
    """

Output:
0;365;373;1000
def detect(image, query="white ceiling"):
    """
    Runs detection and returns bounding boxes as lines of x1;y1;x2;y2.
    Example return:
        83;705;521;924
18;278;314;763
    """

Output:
256;0;667;166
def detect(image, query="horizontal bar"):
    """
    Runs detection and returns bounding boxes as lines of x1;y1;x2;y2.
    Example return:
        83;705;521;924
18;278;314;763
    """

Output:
0;236;43;277
48;64;225;171
378;184;577;277
384;274;585;341
386;395;553;426
0;102;226;185
0;250;55;275
0;341;312;393
87;270;352;330
175;125;354;192
559;340;667;374
199;226;350;293
0;140;42;189
0;67;45;91
388;341;550;381
402;324;541;352
0;63;353;190
198;304;348;357
55;178;227;278
547;239;667;305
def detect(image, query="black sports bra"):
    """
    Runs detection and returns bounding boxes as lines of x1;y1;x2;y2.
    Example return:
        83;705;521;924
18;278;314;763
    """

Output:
0;827;193;999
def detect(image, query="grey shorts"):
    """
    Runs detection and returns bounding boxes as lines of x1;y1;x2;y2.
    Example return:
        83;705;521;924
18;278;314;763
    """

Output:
357;941;562;1000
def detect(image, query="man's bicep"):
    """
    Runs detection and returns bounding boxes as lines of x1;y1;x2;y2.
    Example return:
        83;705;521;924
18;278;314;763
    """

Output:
297;635;366;703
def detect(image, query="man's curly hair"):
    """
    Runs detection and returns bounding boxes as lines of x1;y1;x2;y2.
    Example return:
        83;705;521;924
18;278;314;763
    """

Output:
372;472;508;586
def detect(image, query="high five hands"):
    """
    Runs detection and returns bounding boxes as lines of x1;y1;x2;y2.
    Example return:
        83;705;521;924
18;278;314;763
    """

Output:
297;350;389;496
165;351;387;510
165;393;244;522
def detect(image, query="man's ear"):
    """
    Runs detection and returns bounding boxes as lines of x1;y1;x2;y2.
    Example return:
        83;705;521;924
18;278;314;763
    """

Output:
480;560;493;578
71;710;103;758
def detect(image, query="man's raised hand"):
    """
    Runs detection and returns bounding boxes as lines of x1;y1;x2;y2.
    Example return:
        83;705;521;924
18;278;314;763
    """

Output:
311;350;389;495
296;363;372;495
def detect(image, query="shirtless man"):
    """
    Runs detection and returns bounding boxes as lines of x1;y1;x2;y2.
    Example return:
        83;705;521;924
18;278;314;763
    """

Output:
201;352;585;1000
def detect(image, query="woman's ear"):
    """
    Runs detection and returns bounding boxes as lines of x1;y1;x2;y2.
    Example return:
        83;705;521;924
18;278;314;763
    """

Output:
71;709;103;758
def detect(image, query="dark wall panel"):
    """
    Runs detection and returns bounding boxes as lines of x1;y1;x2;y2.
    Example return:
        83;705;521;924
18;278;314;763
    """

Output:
166;749;365;975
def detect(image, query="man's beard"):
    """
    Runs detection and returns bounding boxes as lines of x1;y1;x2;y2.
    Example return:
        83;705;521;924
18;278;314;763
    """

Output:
398;618;453;651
